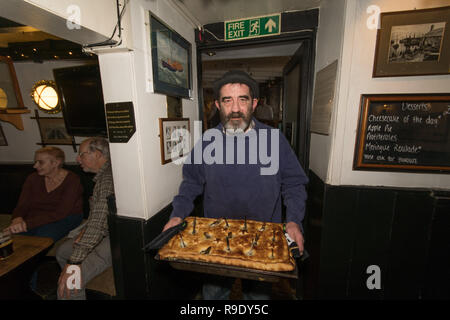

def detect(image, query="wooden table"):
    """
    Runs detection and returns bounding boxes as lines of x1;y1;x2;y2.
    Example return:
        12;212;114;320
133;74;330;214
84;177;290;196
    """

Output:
0;235;53;299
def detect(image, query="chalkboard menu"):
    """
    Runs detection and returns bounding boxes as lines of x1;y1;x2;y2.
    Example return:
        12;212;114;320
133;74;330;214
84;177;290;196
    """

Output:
353;94;450;173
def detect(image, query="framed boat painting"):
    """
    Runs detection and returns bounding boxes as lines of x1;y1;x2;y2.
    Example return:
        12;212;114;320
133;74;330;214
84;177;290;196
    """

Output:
150;14;192;99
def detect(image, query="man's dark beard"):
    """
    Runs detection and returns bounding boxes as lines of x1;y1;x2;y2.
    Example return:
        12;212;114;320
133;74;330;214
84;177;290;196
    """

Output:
220;110;252;132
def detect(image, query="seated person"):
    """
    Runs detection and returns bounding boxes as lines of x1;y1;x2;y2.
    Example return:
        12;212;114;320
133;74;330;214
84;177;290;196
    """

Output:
56;137;114;300
3;147;83;242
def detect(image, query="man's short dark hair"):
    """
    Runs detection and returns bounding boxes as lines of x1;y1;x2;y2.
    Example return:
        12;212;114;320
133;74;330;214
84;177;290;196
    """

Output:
213;70;259;100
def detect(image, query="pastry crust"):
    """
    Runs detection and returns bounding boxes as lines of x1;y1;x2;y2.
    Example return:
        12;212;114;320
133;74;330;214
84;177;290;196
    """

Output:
158;217;295;272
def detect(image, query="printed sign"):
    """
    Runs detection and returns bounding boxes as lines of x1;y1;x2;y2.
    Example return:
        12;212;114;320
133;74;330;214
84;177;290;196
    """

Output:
224;14;281;41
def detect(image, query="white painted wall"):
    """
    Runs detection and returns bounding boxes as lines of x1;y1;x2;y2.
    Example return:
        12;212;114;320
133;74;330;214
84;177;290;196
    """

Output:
96;0;199;219
310;0;346;182
0;60;93;164
328;0;450;189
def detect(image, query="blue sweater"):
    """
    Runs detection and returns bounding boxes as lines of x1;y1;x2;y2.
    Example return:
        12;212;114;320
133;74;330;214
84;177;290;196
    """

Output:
171;118;309;228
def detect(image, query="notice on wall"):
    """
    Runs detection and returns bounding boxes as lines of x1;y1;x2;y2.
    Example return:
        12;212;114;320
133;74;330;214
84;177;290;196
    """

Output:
311;60;338;135
224;14;280;41
105;102;136;143
353;94;450;173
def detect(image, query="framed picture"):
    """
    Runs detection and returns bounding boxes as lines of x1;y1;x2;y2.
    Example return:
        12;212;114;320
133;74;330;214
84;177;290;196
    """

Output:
0;124;7;146
353;94;450;173
159;118;190;164
0;56;25;110
150;14;192;99
166;95;183;118
36;117;74;145
373;6;450;77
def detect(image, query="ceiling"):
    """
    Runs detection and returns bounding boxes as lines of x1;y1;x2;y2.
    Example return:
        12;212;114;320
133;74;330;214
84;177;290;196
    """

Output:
0;17;94;62
0;25;60;48
0;0;319;84
201;42;301;87
176;0;321;26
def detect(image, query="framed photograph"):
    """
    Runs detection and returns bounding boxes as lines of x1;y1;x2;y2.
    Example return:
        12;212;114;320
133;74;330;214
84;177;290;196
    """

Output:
353;93;450;173
159;118;190;164
373;6;450;77
0;124;7;146
36;117;74;145
0;56;25;110
150;14;192;99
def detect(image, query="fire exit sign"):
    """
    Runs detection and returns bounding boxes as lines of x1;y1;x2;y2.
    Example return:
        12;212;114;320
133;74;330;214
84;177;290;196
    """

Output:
224;14;281;41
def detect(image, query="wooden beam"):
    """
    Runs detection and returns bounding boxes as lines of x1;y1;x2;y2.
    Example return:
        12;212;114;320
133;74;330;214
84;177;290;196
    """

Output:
0;109;31;130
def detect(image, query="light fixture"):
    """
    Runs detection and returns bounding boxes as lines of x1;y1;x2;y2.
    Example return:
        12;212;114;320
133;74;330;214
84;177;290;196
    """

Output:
30;80;61;114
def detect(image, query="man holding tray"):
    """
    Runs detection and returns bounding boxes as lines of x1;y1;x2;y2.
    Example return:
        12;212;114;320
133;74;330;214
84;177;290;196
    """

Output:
163;70;309;300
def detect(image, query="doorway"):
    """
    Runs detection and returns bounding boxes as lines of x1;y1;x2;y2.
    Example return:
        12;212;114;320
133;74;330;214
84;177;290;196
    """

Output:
198;37;315;172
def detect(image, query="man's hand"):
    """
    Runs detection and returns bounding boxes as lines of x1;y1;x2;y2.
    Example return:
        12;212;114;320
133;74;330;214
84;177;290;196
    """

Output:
57;264;82;299
285;222;305;256
162;217;183;232
5;217;27;234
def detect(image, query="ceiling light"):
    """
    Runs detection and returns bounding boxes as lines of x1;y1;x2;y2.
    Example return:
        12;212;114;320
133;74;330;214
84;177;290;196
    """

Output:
30;80;60;114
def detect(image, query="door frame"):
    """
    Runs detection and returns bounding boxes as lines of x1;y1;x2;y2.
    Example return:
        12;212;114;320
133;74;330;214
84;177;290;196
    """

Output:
282;39;314;173
196;32;316;173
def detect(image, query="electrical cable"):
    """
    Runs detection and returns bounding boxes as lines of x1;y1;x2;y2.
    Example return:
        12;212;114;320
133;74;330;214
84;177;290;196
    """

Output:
82;0;128;50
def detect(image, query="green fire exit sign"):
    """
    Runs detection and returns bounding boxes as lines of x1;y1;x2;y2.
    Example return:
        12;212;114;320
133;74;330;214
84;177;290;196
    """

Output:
224;14;281;41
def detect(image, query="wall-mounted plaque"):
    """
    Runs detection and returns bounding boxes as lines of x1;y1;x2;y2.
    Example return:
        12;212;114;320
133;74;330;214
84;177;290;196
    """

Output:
105;102;136;143
354;94;450;173
311;60;338;135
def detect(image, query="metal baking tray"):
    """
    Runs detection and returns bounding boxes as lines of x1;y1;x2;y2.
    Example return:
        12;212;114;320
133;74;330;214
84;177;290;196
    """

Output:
154;254;298;283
